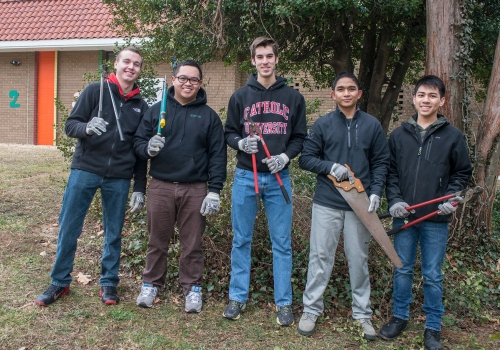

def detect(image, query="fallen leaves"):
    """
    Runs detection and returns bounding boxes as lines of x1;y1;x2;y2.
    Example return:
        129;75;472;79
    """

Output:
76;272;92;285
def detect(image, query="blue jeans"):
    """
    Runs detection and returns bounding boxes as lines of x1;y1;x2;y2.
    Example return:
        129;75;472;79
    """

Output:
392;218;449;331
51;169;130;287
229;167;293;306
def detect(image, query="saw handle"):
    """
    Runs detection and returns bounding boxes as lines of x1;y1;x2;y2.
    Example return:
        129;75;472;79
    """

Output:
327;164;365;193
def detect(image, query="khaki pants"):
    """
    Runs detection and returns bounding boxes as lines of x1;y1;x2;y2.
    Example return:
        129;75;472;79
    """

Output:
142;177;207;295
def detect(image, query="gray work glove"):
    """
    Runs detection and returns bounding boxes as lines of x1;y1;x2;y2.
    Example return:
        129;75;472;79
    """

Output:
368;194;380;212
147;135;165;157
262;153;289;174
438;196;462;215
86;117;108;135
330;163;354;184
129;192;145;213
238;135;261;154
389;202;413;218
200;192;220;216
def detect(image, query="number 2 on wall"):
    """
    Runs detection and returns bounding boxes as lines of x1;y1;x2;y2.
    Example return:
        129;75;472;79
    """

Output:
9;90;20;108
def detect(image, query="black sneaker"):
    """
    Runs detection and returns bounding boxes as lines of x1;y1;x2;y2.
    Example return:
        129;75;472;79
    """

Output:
100;286;119;305
378;316;408;340
424;329;443;350
34;284;70;306
276;305;295;326
223;300;246;320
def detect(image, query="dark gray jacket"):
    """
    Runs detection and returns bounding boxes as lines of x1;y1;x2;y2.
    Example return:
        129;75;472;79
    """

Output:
299;107;389;210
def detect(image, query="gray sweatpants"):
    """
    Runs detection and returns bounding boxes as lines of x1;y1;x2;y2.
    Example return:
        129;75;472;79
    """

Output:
302;203;373;319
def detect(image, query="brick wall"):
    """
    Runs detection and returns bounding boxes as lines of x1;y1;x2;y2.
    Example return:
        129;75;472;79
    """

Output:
0;52;36;144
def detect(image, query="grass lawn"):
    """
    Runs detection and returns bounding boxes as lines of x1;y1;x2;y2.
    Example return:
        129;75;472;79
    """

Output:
0;144;498;350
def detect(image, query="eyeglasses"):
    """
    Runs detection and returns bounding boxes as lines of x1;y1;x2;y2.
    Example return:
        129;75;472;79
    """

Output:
175;75;201;85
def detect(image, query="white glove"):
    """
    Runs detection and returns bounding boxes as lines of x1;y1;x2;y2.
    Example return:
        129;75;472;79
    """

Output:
86;117;108;135
261;153;289;174
147;135;165;157
389;202;412;218
238;135;261;154
330;163;354;184
200;192;220;216
129;192;145;213
368;194;380;212
438;196;462;215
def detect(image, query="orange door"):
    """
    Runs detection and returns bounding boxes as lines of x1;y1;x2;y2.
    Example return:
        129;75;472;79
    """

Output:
37;52;55;145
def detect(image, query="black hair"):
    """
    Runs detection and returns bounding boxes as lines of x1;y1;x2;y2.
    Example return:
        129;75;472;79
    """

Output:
331;71;361;90
413;75;445;98
173;60;203;80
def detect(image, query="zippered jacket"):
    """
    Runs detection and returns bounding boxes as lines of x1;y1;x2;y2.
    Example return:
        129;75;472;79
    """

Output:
224;74;307;172
386;114;472;222
133;87;227;194
299;107;389;210
65;80;149;192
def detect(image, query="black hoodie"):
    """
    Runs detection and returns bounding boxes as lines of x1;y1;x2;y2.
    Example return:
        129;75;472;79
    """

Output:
133;86;227;194
65;81;149;193
224;74;307;172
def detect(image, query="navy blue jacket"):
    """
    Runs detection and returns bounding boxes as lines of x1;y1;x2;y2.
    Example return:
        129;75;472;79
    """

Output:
299;107;389;211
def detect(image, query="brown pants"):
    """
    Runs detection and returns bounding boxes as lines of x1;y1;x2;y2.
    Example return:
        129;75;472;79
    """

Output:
142;178;206;295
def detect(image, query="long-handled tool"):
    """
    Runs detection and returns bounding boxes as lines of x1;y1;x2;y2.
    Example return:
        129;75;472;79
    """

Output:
246;114;291;204
102;64;125;142
157;76;167;135
383;186;483;236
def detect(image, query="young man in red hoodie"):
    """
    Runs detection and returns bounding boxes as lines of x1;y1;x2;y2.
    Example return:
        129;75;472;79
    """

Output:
35;47;149;306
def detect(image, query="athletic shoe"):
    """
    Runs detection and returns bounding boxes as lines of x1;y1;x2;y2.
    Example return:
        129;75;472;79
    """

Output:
357;318;376;341
298;312;318;336
378;316;408;340
223;300;246;320
34;284;70;306
136;283;158;308
276;305;294;326
185;286;202;313
100;286;119;305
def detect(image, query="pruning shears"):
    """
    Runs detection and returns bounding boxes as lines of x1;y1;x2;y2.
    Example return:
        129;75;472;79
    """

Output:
246;112;291;212
379;186;483;236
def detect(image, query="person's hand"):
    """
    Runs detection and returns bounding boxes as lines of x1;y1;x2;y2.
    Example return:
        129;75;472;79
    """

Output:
86;117;108;135
330;163;354;184
368;194;380;212
129;192;145;213
261;153;289;174
389;202;412;218
238;135;261;154
438;196;462;215
147;135;165;157
200;192;220;216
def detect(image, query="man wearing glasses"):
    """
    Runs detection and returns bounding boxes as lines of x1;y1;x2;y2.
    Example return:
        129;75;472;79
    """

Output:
133;60;227;313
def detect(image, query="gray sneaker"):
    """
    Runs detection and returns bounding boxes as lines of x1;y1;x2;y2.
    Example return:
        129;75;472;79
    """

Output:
136;283;158;308
185;286;202;313
357;318;376;341
276;305;295;326
298;312;318;336
223;300;246;320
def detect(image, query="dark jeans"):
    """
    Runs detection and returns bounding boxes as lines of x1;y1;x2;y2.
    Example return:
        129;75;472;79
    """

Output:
142;178;206;295
51;169;130;287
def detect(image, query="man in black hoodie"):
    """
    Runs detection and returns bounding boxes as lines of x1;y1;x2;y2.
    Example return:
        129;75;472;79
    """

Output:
223;37;307;326
35;47;149;306
378;75;472;350
133;60;226;313
297;72;388;340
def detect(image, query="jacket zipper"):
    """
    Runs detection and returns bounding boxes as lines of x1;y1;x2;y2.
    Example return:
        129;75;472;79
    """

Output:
425;135;434;160
106;100;122;174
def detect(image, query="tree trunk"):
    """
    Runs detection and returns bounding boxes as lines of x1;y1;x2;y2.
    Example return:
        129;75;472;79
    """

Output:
425;0;464;130
473;31;500;232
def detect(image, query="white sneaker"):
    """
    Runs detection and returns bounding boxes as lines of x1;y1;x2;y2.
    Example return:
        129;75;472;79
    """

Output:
136;283;158;308
357;318;376;341
185;286;202;313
